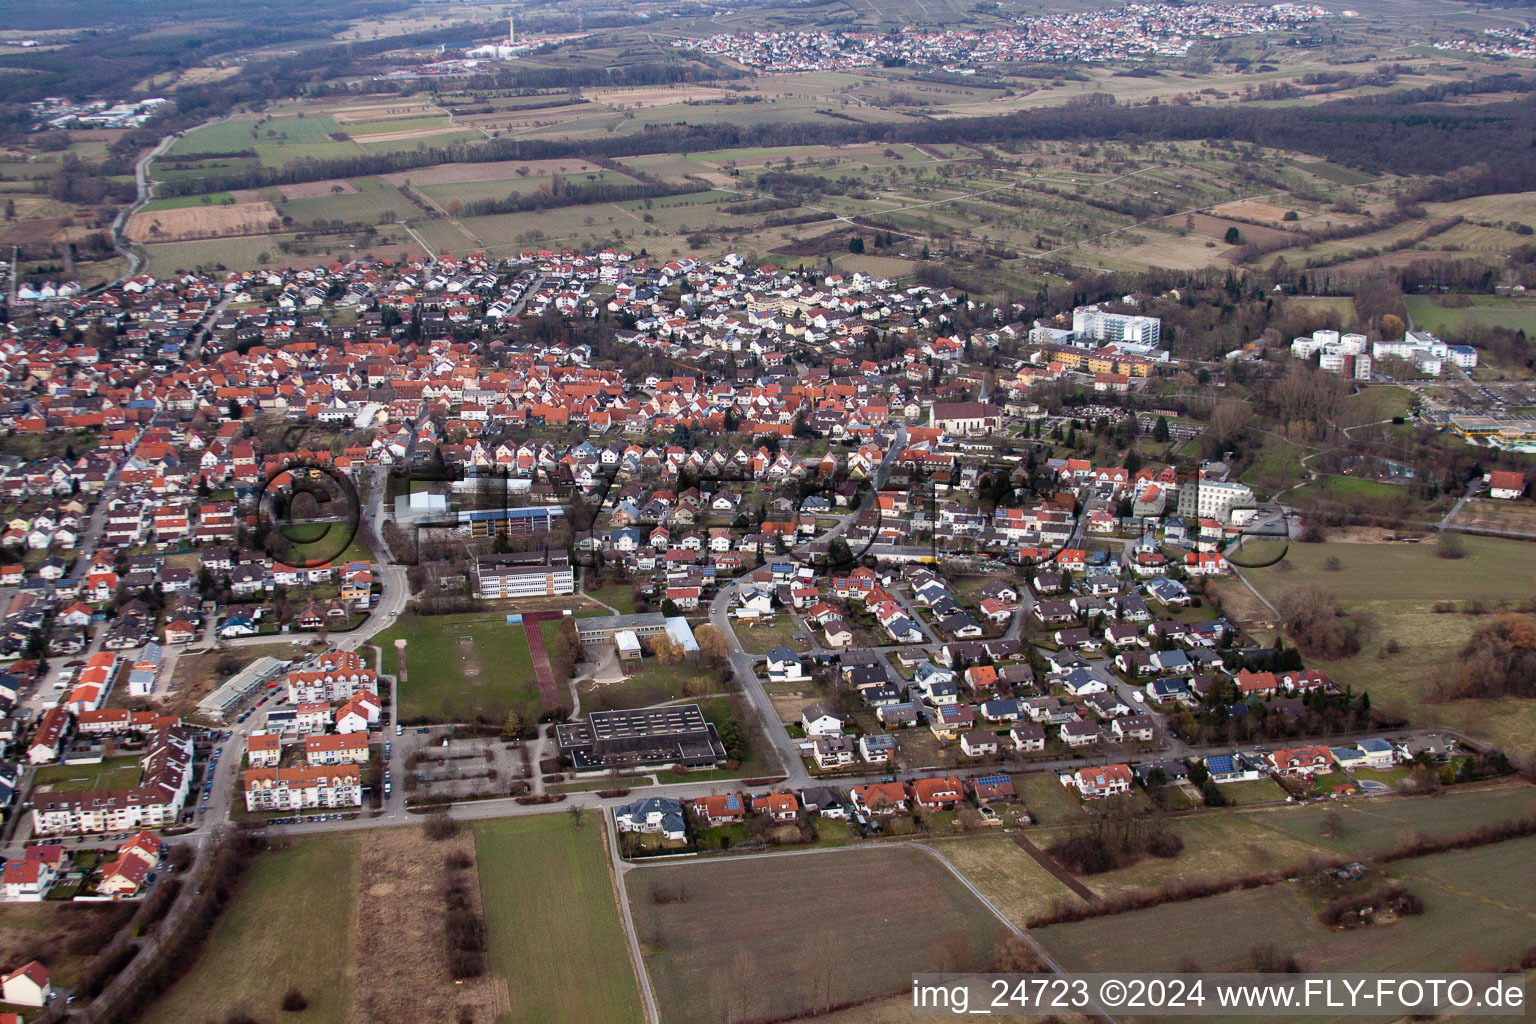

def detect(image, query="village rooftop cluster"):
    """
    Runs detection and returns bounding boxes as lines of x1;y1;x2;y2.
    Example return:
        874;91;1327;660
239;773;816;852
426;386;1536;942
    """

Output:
676;3;1331;72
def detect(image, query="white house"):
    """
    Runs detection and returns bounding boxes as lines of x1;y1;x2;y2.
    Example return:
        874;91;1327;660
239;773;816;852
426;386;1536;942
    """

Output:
1;961;50;1006
766;646;808;684
1;859;57;902
801;702;843;737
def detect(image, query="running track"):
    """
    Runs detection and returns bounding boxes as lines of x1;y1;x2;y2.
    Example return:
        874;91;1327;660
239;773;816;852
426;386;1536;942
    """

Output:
520;611;563;710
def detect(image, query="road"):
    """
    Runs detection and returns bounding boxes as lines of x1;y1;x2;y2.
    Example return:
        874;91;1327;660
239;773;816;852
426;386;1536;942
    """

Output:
698;423;918;784
105;131;177;286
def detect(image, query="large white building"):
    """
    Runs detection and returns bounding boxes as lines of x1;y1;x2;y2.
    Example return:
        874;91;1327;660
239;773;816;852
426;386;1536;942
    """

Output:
242;765;362;811
1292;330;1372;380
471;553;574;599
1072;305;1161;347
1373;330;1476;376
31;726;193;835
285;650;377;704
1177;479;1256;523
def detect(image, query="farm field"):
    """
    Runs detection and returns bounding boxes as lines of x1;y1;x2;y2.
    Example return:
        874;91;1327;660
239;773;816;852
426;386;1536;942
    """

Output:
474;815;643;1024
125;200;281;243
141;227;426;276
129;101;1431;285
147;836;360;1024
352;826;497;1024
1447;497;1536;535
629;847;1009;1024
373;611;546;725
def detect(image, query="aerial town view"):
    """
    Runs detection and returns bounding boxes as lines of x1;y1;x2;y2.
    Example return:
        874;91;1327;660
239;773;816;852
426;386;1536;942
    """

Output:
0;0;1534;1020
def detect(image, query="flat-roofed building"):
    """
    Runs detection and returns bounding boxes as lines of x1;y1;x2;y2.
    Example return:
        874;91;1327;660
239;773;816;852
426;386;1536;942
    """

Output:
576;612;668;646
555;704;727;773
471;552;573;599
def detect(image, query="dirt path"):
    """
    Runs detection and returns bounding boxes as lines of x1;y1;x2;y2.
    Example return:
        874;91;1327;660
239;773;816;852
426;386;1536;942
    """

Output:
1011;834;1100;903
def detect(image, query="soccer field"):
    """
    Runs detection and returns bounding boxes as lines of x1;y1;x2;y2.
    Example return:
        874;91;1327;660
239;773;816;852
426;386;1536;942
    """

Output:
373;611;544;725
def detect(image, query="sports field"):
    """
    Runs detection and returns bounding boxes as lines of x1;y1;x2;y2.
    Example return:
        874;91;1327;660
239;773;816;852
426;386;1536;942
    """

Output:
474;816;643;1024
629;847;1008;1024
147;836;360;1024
373;611;546;725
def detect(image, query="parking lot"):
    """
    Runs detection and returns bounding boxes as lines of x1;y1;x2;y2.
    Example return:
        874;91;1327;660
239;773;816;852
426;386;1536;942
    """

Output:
400;732;528;803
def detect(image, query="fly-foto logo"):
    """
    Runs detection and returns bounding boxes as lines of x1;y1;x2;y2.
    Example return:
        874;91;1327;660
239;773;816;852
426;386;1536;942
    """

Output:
255;458;362;569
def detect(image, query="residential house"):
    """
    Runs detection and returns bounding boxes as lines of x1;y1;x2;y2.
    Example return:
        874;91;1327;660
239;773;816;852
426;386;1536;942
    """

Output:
1010;722;1046;752
800;702;843;737
1066;763;1133;799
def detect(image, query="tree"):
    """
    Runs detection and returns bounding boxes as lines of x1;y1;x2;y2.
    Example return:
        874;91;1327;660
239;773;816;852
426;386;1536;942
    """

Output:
848;235;865;254
281;989;308;1012
1435;530;1465;560
694;624;731;671
1224;226;1242;244
1207;398;1254;450
1380;313;1406;339
1153;416;1170;443
447;197;463;218
500;710;523;740
652;634;684;665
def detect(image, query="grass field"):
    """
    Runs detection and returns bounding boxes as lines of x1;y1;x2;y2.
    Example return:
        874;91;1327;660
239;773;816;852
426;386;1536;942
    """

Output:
1035;850;1535;985
1014;770;1087;826
586;583;637;615
373;611;545;724
1236;535;1536;756
584;662;720;712
1289;475;1407;505
924;835;1079;924
629;847;1008;1024
1244;783;1536;859
474;816;643;1024
1243;535;1536;611
147;836;359;1024
32;755;141;792
1405;294;1536;338
736;615;810;655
